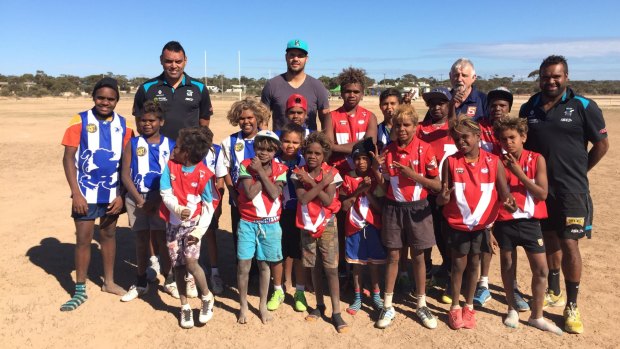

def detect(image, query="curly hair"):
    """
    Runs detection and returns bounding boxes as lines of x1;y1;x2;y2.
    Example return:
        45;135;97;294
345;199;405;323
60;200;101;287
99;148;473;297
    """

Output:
540;55;568;75
493;117;528;139
449;116;481;139
302;131;331;161
337;66;367;90
393;104;419;126
177;127;213;164
226;97;270;127
141;100;164;120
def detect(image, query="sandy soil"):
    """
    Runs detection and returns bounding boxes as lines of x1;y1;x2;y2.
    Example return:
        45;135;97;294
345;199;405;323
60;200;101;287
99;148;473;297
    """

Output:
0;94;618;348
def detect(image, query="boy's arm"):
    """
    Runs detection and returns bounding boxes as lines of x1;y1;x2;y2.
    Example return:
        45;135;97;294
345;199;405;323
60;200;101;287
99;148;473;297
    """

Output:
63;146;88;216
294;174;333;205
224;173;238;206
365;113;378;144
495;161;517;212
503;153;548;201
436;158;452;206
239;177;263;200
120;141;144;206
189;181;216;243
366;191;382;212
160;165;189;219
255;165;283;200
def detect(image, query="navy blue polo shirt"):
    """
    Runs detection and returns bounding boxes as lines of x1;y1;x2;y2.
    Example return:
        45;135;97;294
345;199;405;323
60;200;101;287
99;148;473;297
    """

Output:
133;72;213;140
520;87;607;195
452;86;487;120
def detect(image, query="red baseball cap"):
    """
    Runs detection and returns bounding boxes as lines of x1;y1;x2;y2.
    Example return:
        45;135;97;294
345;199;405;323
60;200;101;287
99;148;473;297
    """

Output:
286;94;307;111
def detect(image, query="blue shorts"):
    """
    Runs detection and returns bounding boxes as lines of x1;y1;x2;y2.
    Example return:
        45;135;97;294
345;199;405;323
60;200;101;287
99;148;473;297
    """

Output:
345;225;387;265
237;219;283;262
72;203;118;220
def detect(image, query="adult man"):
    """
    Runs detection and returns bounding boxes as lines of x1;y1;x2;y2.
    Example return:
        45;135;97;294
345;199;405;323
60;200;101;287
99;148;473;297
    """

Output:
261;39;330;131
520;55;609;334
449;58;487;120
133;41;213;139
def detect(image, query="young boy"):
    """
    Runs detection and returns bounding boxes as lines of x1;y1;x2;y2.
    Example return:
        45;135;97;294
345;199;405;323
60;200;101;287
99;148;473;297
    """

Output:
293;132;348;333
375;104;441;330
377;88;401;150
493;117;562;335
437;117;514;330
60;77;132;311
274;93;312;138
120;100;174;302
160;127;216;329
236;130;288;324
268;123;308;312
342;140;386;316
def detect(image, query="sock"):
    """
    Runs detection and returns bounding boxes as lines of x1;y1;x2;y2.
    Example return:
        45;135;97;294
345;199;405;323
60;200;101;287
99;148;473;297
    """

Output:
478;276;489;289
548;269;561;295
565;281;580;305
202;292;213;301
504;308;519;328
528;317;563;335
372;289;383;310
60;282;87;312
384;292;394;308
274;285;283;292
417;294;427;309
211;267;219;276
137;273;148;288
465;303;474;310
295;284;305;292
347;290;362;313
164;273;174;285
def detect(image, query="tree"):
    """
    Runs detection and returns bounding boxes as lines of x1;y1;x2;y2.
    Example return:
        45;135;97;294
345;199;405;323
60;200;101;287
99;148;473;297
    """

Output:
528;69;539;80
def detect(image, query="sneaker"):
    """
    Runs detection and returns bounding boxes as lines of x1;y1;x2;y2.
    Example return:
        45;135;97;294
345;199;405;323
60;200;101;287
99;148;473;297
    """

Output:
441;282;453;304
375;306;396;329
416;306;437;329
267;288;285;311
543;290;566;309
462;306;477;329
397;274;412;295
210;274;224;295
473;285;491;307
448;308;464;330
121;284;148;302
294;290;308;312
180;307;194;329
563;303;584;334
149;255;161;274
186;275;198;298
514;289;530;312
164;281;180;299
199;293;214;324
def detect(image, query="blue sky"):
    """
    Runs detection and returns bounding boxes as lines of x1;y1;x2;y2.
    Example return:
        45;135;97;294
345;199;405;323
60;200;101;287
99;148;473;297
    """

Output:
1;0;619;81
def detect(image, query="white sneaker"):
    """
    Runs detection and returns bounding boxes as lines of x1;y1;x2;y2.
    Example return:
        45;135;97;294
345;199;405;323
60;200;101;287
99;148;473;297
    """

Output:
164;281;180;299
376;306;397;329
186;275;198;298
199;293;215;324
180;307;194;329
121;284;148;302
149;255;161;274
416;306;438;329
211;274;224;295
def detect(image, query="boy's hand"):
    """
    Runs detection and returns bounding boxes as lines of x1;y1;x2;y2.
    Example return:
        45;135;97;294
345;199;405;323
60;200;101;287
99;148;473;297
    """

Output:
341;197;354;213
72;193;88;216
487;230;499;255
187;235;199;246
439;182;454;202
503;196;518;213
359;176;372;193
320;169;335;186
181;208;191;220
392;161;418;180
135;196;146;209
502;153;524;176
371;149;386;172
295;166;314;185
106;196;123;215
249;156;263;174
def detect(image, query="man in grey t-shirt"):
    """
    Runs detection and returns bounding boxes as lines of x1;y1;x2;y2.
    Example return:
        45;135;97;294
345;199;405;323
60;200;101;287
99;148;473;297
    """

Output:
261;39;330;131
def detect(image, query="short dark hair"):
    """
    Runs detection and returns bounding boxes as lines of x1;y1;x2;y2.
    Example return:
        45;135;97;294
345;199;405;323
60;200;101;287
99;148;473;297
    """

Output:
493;117;528;139
540;55;568;75
302;131;332;160
379;88;402;104
280;122;305;140
177;127;212;164
141;100;164;120
162;41;186;56
337;67;367;90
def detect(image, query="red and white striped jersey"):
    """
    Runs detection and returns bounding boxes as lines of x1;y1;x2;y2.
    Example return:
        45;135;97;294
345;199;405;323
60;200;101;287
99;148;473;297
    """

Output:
341;173;382;236
236;159;288;222
384;138;439;202
329;106;372;172
416;121;457;180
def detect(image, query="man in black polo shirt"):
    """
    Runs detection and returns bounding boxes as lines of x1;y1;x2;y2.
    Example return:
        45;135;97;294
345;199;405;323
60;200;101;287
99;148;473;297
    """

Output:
449;58;487;120
520;55;609;334
133;41;213;139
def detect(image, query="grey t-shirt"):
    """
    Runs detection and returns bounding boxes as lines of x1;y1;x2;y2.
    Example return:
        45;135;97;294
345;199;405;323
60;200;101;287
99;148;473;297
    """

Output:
261;73;330;131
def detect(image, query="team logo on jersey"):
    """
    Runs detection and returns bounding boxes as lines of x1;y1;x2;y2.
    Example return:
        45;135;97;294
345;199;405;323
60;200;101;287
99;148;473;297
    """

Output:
191;182;198;187
86;123;98;133
234;142;244;152
564;108;574;117
467;106;477;117
456;168;464;174
358;120;365;124
481;168;489;174
170;174;176;181
339;120;347;125
136;146;147;156
187;90;193;97
412;160;419;165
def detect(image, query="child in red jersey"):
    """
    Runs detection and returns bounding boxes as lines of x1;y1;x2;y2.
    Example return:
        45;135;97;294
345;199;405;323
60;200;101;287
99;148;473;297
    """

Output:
341;140;387;316
437;117;515;330
159;127;216;329
493;117;562;335
375;104;442;330
236;130;288;325
292;132;348;333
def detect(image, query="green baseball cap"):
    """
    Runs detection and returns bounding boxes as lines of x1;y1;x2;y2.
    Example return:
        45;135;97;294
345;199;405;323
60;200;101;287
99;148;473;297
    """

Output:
286;39;308;54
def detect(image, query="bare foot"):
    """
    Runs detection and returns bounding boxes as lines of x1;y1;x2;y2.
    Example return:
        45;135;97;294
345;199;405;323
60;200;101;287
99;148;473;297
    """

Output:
237;306;248;324
101;282;126;296
284;282;293;293
260;306;273;324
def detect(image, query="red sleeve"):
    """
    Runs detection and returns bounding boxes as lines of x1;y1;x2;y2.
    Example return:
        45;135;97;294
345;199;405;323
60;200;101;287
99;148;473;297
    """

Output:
123;127;134;148
424;145;439;177
341;175;353;195
61;114;82;147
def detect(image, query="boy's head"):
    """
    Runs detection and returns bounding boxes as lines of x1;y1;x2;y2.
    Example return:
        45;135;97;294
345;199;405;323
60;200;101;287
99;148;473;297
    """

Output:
449;117;481;153
279;122;305;157
92;77;120;117
493;117;528;152
286;93;308;126
487;87;513;121
174;127;213;165
227;97;269;135
393;104;419;144
337;67;367;109
302;131;332;168
423;87;452;123
351;139;374;173
138;100;164;136
254;130;281;164
379;88;402;120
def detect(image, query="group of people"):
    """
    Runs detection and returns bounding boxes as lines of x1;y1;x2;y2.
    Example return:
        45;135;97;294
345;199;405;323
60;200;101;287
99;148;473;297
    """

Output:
60;40;609;336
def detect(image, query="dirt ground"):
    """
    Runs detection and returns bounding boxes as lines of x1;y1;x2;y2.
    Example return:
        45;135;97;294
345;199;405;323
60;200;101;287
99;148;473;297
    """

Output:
0;94;618;348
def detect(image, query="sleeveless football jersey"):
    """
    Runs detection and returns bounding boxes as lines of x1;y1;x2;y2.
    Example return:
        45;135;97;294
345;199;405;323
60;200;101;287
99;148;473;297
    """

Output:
416;121;457;180
202;145;222;208
341;173;382;236
236;159;288;222
384;138;439;202
295;163;342;238
329;106;372;171
276;153;305;211
478;119;502;155
160;160;213;225
221;131;256;205
130;135;174;193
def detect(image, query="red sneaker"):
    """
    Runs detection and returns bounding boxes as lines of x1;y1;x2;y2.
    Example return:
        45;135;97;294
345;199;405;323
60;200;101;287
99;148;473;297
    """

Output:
449;308;464;329
462;306;477;329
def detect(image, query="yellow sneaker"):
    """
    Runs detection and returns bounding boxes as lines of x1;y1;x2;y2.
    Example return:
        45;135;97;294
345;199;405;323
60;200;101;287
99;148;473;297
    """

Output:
564;303;584;334
441;283;453;304
543;290;566;309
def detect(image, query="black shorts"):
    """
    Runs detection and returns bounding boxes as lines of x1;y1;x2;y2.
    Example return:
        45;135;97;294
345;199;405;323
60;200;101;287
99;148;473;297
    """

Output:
381;199;435;250
448;226;491;255
493;219;545;253
542;193;593;240
208;203;222;231
280;209;302;260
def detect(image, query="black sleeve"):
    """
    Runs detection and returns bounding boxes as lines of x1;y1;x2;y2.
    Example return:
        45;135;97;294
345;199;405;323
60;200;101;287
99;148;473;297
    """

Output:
583;99;607;143
199;87;213;120
132;85;145;117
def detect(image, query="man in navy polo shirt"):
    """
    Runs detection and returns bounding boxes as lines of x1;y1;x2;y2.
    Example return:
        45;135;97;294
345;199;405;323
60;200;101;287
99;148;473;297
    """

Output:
449;58;487;120
520;55;608;334
133;41;213;139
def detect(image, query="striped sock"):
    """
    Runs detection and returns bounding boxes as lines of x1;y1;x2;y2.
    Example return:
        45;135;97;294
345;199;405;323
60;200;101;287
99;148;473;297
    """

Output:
347;290;362;314
372;289;383;310
60;282;87;311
